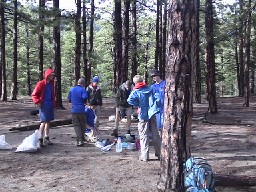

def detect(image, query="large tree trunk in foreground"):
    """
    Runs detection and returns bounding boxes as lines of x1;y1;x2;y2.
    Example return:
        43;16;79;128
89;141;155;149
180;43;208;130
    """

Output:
157;0;194;191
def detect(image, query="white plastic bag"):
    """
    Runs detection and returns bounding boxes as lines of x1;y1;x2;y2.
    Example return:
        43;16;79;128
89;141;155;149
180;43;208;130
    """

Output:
15;130;41;153
0;135;12;150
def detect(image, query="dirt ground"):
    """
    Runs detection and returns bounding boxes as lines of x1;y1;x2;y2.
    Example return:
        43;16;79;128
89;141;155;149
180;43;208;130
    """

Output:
0;96;256;192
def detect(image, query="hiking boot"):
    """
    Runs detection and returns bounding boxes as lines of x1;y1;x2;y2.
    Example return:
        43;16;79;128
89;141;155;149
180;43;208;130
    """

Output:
39;138;44;148
44;137;53;145
111;129;118;137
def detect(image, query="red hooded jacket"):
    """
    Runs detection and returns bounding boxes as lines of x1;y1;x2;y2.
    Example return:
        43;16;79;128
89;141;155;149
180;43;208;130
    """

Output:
31;68;56;107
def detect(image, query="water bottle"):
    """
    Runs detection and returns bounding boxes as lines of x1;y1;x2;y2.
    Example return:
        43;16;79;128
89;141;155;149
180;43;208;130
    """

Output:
116;137;122;153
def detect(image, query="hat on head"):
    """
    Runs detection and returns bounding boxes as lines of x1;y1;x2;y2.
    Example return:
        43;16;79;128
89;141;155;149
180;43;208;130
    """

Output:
78;78;86;85
92;76;99;83
150;69;161;77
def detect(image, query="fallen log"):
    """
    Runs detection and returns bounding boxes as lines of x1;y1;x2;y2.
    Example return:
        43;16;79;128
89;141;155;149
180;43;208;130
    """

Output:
215;174;256;186
9;119;72;131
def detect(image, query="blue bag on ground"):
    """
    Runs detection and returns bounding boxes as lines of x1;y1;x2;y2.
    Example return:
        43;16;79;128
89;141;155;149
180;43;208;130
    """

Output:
184;157;215;192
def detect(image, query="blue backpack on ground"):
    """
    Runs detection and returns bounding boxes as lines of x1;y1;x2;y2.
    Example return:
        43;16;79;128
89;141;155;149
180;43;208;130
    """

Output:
184;157;215;192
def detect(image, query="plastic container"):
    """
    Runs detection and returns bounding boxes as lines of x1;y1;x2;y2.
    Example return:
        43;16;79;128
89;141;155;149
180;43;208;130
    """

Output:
116;137;122;153
127;142;135;150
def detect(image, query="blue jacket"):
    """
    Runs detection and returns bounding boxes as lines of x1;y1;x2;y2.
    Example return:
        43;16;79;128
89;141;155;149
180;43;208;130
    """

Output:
151;80;165;129
67;85;88;113
151;80;165;113
127;85;160;121
85;107;95;127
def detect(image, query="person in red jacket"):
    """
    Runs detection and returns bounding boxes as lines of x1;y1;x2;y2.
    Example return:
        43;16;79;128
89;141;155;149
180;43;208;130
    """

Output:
32;68;56;147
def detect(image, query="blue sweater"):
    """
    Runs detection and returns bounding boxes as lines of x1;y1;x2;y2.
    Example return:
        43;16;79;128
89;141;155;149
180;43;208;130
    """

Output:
85;107;95;127
67;85;88;113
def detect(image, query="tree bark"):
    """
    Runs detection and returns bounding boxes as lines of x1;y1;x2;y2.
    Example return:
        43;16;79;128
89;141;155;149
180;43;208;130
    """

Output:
10;0;18;100
88;0;94;75
113;0;122;91
239;0;244;97
53;0;63;108
154;0;160;70
244;0;251;107
162;0;167;79
205;0;217;113
1;0;7;101
82;0;89;86
130;0;137;81
193;0;201;103
38;0;45;80
157;0;194;190
26;25;31;96
75;0;82;82
122;0;130;83
9;118;72;132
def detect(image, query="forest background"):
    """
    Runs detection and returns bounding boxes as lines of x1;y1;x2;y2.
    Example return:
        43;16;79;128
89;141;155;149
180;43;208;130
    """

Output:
0;0;250;105
1;0;256;190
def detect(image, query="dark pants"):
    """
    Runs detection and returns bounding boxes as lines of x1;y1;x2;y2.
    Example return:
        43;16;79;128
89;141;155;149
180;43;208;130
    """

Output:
72;113;86;142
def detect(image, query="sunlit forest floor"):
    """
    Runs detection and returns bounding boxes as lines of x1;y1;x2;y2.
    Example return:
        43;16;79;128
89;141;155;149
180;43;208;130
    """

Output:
0;96;256;191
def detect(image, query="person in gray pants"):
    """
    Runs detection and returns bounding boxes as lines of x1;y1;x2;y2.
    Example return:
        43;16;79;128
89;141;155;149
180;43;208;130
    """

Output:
68;78;88;146
127;75;161;161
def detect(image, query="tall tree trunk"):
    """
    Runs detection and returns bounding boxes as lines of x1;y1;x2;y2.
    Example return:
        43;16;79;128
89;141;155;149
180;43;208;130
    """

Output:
205;0;217;113
154;0;160;69
113;0;122;91
1;0;7;101
193;0;201;103
82;0;89;86
75;0;81;82
244;0;251;107
158;1;163;73
239;0;244;96
122;0;130;82
10;0;18;100
157;0;194;190
162;0;167;79
53;0;63;108
235;36;240;96
38;0;45;80
26;25;31;95
88;0;94;70
130;0;137;81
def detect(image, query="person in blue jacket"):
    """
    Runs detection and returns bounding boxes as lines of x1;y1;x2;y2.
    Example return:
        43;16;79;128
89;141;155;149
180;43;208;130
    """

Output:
150;69;166;134
84;100;99;138
68;78;88;146
127;75;161;162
